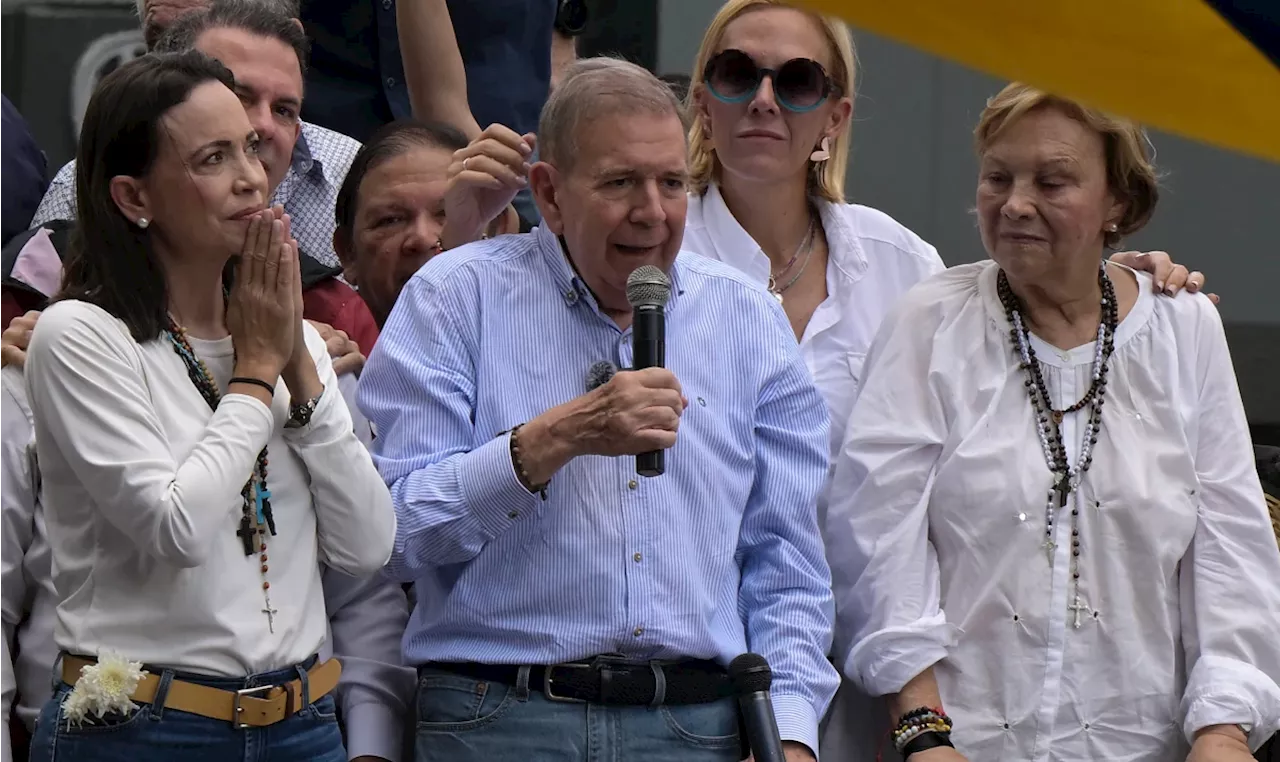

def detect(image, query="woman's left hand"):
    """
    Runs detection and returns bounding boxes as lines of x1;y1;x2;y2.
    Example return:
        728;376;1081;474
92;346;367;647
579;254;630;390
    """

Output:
1186;726;1254;762
1111;250;1218;304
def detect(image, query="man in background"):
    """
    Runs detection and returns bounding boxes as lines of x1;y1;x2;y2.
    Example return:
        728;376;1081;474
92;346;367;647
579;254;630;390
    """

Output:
1;98;48;248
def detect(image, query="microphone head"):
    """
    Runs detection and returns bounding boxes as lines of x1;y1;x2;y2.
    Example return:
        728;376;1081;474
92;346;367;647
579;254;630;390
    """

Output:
585;360;618;391
728;653;772;694
626;265;671;309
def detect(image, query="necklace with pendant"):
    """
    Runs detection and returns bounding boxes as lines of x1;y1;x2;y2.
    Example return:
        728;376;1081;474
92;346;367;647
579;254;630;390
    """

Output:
998;262;1117;629
767;212;817;304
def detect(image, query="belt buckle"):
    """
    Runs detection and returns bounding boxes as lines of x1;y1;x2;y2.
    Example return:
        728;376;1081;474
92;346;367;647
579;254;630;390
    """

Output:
543;663;593;704
232;684;276;729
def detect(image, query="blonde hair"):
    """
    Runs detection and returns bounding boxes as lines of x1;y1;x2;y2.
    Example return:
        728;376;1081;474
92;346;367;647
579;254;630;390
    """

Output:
687;0;856;203
975;83;1159;248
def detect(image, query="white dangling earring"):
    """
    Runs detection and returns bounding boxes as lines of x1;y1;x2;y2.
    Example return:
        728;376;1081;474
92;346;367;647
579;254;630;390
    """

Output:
136;217;150;229
809;136;831;163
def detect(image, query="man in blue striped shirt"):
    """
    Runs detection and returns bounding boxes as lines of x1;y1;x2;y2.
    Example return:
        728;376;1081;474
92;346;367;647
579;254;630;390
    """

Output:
359;57;838;762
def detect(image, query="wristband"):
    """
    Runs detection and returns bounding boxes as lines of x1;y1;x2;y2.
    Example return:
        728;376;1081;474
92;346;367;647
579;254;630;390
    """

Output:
901;730;955;758
229;376;275;397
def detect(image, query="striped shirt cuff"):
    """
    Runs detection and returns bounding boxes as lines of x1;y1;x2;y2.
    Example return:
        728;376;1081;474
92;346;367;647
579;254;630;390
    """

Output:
458;432;544;539
773;692;821;759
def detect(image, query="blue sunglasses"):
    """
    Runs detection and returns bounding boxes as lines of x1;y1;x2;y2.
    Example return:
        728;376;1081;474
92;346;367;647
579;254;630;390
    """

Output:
703;49;838;113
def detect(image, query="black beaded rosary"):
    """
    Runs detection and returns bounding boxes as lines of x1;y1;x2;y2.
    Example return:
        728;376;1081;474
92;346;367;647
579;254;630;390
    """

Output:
997;261;1117;629
165;321;280;632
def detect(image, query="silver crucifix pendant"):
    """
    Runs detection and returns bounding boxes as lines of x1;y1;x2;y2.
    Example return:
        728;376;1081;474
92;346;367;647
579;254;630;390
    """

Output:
1068;594;1091;629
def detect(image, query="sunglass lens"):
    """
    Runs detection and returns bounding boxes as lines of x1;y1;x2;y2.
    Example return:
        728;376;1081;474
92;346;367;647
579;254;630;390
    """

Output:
776;59;827;110
707;50;761;101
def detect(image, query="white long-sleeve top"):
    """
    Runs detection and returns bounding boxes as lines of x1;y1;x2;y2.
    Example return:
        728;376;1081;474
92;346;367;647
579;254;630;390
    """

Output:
23;300;396;677
828;261;1280;760
3;364;412;760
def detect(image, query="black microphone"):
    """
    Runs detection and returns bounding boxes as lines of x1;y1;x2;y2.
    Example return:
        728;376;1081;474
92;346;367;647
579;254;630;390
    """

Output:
626;265;671;478
729;653;785;762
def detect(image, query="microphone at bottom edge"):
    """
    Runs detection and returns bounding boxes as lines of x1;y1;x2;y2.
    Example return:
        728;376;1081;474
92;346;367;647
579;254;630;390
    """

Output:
729;653;786;762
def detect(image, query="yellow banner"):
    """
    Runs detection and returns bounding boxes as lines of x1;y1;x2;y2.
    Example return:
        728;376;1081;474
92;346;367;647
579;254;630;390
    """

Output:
798;0;1280;163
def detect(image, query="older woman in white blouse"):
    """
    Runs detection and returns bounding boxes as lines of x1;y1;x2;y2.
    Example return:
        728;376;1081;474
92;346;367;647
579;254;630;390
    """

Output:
827;82;1280;762
23;52;394;761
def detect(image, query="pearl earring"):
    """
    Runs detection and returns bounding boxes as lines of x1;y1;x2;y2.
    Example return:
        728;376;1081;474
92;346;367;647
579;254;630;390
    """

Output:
1105;222;1118;233
136;217;150;229
809;136;831;163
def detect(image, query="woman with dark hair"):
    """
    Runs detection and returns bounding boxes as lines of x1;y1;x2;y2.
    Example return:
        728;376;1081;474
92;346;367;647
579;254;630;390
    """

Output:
24;51;394;762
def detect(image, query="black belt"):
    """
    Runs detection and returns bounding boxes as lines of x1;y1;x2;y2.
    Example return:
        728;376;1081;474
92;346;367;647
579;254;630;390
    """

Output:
426;656;733;706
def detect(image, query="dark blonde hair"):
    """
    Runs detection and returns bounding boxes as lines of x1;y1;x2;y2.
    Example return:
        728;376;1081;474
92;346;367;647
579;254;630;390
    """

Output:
975;83;1159;248
687;0;856;203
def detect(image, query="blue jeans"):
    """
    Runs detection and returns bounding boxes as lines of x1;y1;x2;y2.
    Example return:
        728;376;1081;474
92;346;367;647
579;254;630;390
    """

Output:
413;665;743;761
29;660;345;762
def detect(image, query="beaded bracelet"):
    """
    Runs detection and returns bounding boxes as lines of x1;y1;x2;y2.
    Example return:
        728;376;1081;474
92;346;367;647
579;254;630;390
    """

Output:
509;424;549;500
892;707;953;754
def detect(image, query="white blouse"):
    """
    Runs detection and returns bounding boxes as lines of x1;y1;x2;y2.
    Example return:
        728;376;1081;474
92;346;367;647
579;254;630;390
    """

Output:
24;300;396;677
828;261;1280;760
684;184;944;462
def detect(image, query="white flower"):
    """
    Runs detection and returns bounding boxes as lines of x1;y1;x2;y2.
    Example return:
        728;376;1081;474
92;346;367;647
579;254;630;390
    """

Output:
61;652;148;728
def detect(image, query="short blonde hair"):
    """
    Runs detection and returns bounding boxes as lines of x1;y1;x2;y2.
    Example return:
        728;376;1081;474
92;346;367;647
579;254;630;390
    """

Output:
687;0;856;204
975;83;1159;248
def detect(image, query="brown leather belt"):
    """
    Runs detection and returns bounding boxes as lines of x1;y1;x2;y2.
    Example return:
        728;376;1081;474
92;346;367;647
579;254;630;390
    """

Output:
61;655;342;728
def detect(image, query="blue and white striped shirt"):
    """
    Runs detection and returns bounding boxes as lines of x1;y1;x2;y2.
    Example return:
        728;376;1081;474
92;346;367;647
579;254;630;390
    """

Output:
358;224;839;750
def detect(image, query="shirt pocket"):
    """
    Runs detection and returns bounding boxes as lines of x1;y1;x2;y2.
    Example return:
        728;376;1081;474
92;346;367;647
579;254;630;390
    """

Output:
814;351;865;459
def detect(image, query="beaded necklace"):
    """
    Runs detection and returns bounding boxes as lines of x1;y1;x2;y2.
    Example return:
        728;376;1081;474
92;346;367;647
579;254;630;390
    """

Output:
165;321;280;632
997;262;1117;629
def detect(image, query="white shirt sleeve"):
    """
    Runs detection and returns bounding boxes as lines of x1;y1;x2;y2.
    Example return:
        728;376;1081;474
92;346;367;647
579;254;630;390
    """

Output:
1177;297;1280;750
826;282;962;697
322;568;414;762
282;324;395;577
24;302;274;568
2;372;36;761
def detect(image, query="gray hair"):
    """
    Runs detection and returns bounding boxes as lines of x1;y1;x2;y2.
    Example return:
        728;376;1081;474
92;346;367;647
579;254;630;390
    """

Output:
538;57;688;172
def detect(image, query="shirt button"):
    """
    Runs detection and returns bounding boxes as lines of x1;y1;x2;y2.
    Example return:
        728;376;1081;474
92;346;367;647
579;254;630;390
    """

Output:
633;627;643;637
633;552;642;563
382;0;392;7
563;290;578;305
627;480;638;490
508;510;519;519
385;76;396;88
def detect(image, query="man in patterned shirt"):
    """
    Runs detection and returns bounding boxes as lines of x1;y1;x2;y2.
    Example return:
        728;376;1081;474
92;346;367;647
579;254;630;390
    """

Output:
30;0;357;271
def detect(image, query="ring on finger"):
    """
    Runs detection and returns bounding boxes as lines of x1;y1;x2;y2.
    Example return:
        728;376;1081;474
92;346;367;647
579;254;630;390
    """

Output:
463;157;471;171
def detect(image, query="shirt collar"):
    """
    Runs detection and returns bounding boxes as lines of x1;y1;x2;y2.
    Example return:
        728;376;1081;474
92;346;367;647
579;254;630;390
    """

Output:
533;224;685;317
289;122;333;185
701;182;869;283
